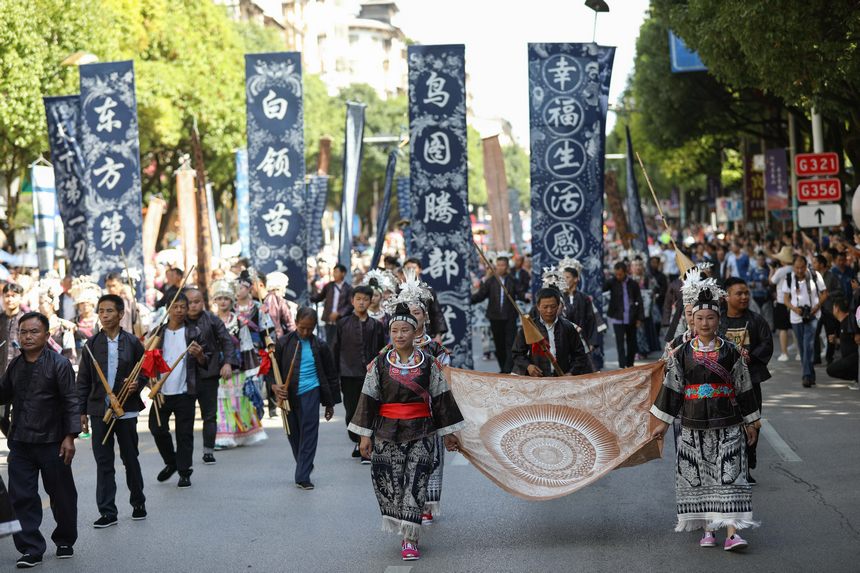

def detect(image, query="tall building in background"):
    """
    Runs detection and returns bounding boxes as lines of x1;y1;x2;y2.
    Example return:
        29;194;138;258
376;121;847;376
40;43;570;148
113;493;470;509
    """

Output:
215;0;287;36
282;0;407;99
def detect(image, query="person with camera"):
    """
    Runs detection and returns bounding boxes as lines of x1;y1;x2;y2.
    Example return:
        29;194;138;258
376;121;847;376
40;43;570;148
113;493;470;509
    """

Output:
780;255;828;388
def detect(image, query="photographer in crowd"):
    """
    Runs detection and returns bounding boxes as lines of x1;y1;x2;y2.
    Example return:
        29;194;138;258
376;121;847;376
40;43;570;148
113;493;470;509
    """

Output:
780;255;828;388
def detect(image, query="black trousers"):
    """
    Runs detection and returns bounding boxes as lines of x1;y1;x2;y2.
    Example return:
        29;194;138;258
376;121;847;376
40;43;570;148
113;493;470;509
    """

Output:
748;383;763;470
324;324;336;347
815;311;839;363
264;371;277;415
90;416;145;518
341;376;365;444
826;353;858;381
196;377;219;453
613;323;638;368
286;387;320;484
489;318;517;373
149;393;196;476
7;440;77;557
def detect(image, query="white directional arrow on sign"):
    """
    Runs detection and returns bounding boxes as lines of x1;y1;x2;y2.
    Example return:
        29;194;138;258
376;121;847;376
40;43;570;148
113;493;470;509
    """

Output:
798;203;841;228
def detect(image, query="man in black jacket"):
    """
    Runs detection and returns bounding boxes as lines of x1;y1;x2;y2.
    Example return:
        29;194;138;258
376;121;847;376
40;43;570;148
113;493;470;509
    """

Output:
154;267;183;310
273;308;339;490
719;277;772;483
185;288;238;466
603;262;644;369
825;297;859;387
332;286;386;459
0;312;80;567
471;255;525;373
512;288;592;376
77;295;148;529
310;264;353;346
148;294;208;489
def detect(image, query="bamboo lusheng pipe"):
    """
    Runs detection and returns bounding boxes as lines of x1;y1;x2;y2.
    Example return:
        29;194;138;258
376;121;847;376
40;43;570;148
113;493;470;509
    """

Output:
103;335;161;425
84;344;125;418
273;342;300;436
103;345;190;445
472;239;564;376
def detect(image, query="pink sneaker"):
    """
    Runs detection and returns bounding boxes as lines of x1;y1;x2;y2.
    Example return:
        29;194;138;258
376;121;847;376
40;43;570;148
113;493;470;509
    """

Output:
724;534;749;551
700;531;718;547
401;541;420;561
421;511;433;525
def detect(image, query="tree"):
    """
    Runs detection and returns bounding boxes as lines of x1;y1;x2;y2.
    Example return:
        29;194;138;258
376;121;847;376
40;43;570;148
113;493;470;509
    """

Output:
653;0;860;181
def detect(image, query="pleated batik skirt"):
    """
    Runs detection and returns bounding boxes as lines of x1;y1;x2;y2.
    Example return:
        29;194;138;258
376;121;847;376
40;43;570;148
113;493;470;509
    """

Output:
371;436;436;540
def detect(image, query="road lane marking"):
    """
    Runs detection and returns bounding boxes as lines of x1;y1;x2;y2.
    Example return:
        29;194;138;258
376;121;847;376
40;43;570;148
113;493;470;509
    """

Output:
383;567;413;573
760;419;802;462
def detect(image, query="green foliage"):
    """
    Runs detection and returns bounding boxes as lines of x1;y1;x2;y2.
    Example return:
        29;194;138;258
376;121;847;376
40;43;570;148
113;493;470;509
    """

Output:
503;143;530;208
467;126;486;206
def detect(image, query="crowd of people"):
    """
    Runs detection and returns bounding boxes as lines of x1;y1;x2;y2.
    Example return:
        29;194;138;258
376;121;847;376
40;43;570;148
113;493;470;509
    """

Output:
0;220;858;566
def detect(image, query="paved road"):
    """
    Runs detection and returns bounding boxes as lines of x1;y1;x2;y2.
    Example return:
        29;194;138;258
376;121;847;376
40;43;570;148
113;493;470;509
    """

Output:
1;341;859;572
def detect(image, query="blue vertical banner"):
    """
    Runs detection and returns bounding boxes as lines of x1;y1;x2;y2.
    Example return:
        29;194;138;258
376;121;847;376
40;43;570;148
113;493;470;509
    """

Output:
79;61;144;293
234;149;251;258
44;95;89;276
339;102;366;279
396;176;411;251
371;150;397;269
528;43;614;307
305;174;329;260
408;44;472;369
244;52;307;301
625;126;648;254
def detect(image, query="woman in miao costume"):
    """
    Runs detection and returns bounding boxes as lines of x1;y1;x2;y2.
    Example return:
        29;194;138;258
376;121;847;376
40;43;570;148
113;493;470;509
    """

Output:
349;302;464;562
211;278;267;449
650;279;761;551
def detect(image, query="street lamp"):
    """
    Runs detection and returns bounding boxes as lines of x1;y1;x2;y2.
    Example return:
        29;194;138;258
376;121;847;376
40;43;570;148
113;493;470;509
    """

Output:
585;0;610;43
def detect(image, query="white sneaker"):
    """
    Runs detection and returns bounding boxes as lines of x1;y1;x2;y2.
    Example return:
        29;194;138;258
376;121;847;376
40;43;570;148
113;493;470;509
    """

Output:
849;382;859;391
777;354;789;362
795;354;802;361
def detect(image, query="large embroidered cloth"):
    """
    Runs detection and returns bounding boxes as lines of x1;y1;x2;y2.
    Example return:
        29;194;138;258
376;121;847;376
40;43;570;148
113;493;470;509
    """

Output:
447;362;664;500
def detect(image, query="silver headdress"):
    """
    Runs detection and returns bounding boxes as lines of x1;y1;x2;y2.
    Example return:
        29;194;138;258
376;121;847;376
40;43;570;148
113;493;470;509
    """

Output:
691;278;726;315
680;263;713;305
557;256;582;273
382;268;432;314
361;269;397;294
541;266;567;292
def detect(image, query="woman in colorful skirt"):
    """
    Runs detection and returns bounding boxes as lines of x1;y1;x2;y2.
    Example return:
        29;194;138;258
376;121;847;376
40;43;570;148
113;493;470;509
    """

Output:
211;279;267;449
650;280;761;551
350;302;464;562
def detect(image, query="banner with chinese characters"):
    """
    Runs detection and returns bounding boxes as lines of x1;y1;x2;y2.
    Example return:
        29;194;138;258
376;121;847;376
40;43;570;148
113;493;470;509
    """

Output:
528;43;615;305
245;52;307;301
30;165;59;276
79;61;144;293
235;148;251;258
407;44;472;369
765;148;789;211
44;95;89;276
371;151;397;269
339;102;366;279
624;125;648;254
305;174;329;261
744;154;766;222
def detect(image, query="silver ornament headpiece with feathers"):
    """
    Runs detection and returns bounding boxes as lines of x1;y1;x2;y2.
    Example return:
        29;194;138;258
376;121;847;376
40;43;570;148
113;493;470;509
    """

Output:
541;266;567;292
382;268;432;314
361;269;396;294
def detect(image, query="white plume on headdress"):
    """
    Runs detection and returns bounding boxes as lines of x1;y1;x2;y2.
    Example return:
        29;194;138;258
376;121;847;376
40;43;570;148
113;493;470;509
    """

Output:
557;256;582;273
362;269;396;293
684;275;726;307
541;266;567;292
209;278;236;301
382;268;431;314
265;272;289;292
680;263;714;305
70;276;101;305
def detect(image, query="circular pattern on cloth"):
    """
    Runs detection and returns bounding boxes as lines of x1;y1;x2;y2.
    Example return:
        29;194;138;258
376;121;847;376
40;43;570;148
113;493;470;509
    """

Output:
480;404;621;488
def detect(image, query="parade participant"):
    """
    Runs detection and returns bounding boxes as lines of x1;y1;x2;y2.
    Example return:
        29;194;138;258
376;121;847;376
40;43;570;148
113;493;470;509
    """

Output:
57;276;76;322
185;287;238;465
76;294;147;528
1;283;26;374
71;279;102;363
559;259;597;350
780;255;827;387
310;263;353;345
0;312;80;567
154;267;183;309
351;303;464;561
650;281;760;551
665;264;708;353
260;272;296;417
332;285;386;461
719;277;772;483
104;273;140;336
273;307;339;490
233;272;266;411
403;258;448;340
148;294;208;488
38;290;76;361
470;253;525;373
603;261;644;368
210;280;266;449
511;287;592;377
362;269;397;329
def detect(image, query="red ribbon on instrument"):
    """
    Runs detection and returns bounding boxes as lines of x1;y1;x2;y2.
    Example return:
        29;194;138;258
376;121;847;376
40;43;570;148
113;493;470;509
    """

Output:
258;349;272;376
531;340;549;357
141;349;171;378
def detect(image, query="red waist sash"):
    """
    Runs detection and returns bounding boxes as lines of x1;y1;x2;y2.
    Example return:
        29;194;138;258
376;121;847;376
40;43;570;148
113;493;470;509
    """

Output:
379;402;431;420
